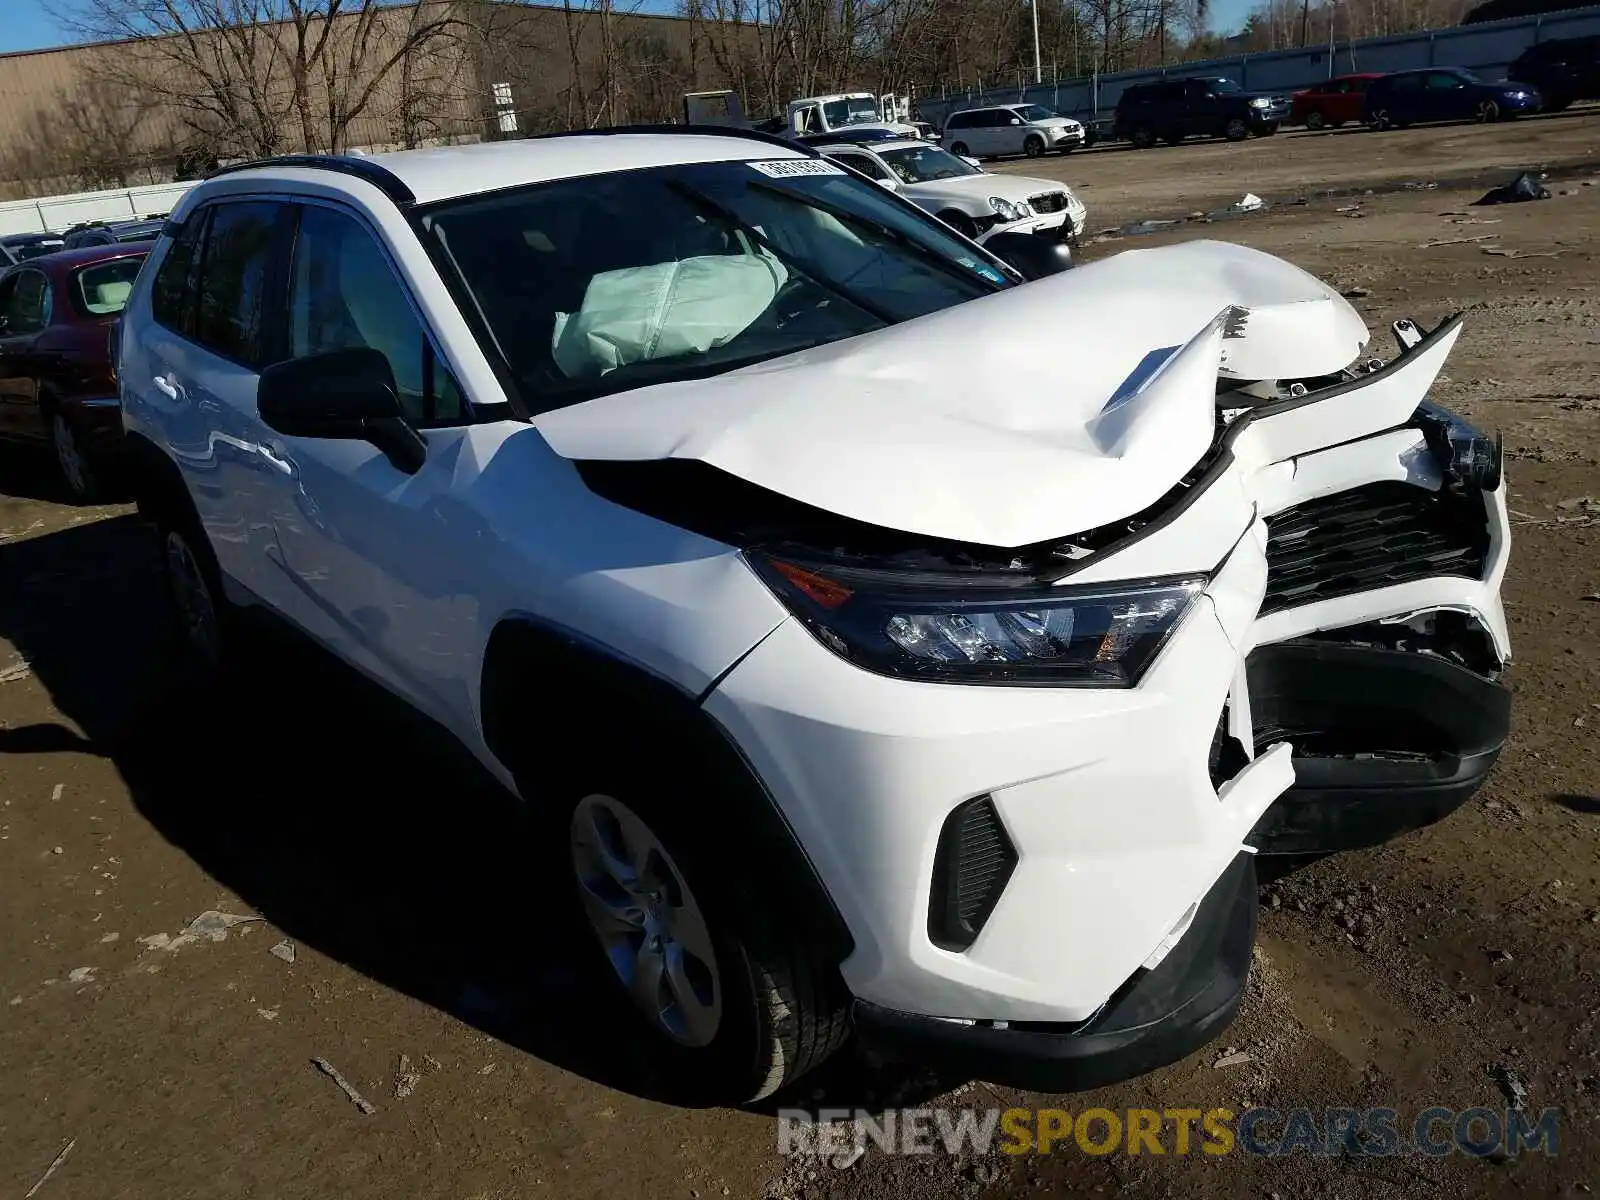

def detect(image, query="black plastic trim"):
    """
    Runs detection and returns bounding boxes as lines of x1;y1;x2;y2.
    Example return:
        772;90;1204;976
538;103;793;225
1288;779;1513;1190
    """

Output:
928;796;1018;951
478;616;854;961
1246;639;1511;855
204;154;417;205
856;852;1256;1092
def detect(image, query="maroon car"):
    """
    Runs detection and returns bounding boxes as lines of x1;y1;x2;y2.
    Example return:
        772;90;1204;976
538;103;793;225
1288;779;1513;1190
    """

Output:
0;244;148;501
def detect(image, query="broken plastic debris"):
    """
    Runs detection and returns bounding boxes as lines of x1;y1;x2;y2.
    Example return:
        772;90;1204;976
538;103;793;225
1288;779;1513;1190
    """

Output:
394;1054;422;1099
137;911;263;952
50;785;63;801
1233;193;1264;212
0;660;33;684
257;1007;280;1021
1213;1050;1254;1068
67;967;96;984
269;939;296;964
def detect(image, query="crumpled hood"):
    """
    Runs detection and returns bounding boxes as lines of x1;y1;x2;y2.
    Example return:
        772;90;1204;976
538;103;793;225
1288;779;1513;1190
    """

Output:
906;173;1075;209
533;240;1371;548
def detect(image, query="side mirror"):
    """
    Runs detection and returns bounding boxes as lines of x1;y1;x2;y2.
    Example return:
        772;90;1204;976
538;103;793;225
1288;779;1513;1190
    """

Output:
875;176;898;190
962;156;983;169
257;346;426;474
983;231;1074;282
1009;118;1023;126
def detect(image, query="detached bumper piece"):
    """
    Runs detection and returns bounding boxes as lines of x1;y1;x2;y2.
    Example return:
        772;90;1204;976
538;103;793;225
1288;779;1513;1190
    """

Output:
856;852;1256;1093
1246;641;1511;855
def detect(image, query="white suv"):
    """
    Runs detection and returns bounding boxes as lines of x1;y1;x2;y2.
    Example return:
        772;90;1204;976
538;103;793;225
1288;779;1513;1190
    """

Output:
118;130;1512;1104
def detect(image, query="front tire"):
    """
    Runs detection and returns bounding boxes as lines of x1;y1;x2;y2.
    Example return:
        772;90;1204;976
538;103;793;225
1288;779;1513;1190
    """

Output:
1476;99;1501;123
564;778;851;1105
1023;134;1045;158
1224;116;1250;141
1367;108;1391;131
1304;110;1326;131
1130;125;1157;149
939;209;979;239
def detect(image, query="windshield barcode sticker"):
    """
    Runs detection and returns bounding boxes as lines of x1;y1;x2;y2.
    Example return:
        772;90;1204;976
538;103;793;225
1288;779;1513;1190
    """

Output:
748;159;846;178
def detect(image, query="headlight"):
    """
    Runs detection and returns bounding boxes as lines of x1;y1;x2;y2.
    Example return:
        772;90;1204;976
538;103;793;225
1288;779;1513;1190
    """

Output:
988;196;1021;221
1249;96;1271;109
750;555;1205;686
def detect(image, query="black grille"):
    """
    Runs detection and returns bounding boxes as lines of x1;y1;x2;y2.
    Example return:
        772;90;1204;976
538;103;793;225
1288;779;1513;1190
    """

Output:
1029;191;1067;214
928;796;1017;952
1262;482;1487;615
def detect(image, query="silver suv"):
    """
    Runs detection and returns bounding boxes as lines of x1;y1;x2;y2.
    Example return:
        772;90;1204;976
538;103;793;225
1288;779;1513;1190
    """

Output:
941;103;1086;159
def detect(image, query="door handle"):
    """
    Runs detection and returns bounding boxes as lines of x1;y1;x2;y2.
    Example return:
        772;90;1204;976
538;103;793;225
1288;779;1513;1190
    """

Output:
152;375;179;400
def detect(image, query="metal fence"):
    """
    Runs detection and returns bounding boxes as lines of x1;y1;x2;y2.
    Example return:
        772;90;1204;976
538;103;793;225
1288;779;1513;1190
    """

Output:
913;3;1600;130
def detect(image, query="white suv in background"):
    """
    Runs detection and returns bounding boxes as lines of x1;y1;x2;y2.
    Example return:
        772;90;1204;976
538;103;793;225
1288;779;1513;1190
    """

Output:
117;129;1511;1105
941;103;1087;159
820;138;1087;242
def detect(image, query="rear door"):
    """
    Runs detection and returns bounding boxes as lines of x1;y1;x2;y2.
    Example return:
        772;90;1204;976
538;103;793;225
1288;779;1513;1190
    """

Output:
134;199;300;606
0;268;53;440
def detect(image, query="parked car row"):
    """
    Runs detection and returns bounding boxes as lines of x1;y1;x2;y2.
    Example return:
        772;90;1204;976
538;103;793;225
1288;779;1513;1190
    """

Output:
1291;39;1597;131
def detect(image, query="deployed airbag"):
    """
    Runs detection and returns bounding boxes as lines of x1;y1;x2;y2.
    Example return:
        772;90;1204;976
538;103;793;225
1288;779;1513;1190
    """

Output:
552;253;787;378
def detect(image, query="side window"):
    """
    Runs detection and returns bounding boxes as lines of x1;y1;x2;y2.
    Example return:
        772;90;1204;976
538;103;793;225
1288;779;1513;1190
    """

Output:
945;112;969;130
151;211;206;335
287;204;464;425
193;201;281;366
1428;72;1463;89
3;270;51;334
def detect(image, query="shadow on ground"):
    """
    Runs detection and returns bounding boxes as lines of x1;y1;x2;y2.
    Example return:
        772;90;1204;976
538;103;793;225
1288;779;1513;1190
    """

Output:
0;511;948;1113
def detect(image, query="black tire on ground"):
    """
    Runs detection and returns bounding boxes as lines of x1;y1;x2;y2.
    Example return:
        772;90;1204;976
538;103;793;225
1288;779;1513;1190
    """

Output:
1476;99;1501;123
555;761;853;1106
1223;116;1250;141
1367;109;1391;131
1131;125;1157;149
949;141;969;157
1305;110;1326;131
939;209;979;239
1023;134;1045;157
47;404;100;504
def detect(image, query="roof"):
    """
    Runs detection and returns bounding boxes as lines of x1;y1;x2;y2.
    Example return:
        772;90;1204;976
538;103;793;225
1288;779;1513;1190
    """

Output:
209;134;808;207
819;139;932;154
8;243;151;277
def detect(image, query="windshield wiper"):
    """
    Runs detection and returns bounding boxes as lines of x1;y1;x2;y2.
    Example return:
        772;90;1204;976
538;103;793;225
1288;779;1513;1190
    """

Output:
664;179;896;324
746;178;1012;292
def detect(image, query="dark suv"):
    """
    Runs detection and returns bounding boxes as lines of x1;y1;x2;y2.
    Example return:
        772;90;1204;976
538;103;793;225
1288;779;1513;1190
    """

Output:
1113;77;1290;148
1508;36;1600;111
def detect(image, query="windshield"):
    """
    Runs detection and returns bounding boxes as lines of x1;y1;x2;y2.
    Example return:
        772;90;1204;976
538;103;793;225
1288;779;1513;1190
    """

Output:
1014;105;1057;122
822;95;882;127
879;144;981;182
73;256;145;316
417;158;1012;414
1208;79;1243;94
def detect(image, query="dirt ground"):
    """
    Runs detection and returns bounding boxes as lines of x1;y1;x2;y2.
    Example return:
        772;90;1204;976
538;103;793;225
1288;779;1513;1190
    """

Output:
2;114;1598;1200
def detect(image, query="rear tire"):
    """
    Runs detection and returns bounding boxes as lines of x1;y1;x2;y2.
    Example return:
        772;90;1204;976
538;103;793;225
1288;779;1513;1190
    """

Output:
949;141;969;158
1130;125;1157;149
558;764;852;1105
49;406;99;504
155;512;231;688
1367;108;1391;131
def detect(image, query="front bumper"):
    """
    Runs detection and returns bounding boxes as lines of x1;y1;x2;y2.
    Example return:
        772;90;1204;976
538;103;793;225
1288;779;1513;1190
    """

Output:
1245;640;1511;855
976;205;1086;245
705;314;1508;1074
855;851;1256;1091
1050;127;1086;148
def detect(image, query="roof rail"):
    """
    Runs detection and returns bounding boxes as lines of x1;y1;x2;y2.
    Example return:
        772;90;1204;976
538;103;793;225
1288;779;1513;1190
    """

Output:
522;122;820;157
204;153;416;204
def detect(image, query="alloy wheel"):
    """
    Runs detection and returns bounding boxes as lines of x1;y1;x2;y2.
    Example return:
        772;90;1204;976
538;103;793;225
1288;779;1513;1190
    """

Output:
570;793;722;1048
1305;111;1326;130
1477;99;1500;123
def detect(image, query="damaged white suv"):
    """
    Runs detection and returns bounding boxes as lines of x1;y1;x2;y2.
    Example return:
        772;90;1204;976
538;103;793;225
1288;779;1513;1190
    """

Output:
118;129;1511;1104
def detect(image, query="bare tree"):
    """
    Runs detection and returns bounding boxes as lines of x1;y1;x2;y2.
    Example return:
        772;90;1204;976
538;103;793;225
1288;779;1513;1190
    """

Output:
54;0;466;157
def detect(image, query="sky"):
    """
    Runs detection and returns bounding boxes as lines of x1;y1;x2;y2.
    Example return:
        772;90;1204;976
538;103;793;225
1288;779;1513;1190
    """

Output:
0;0;1258;56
